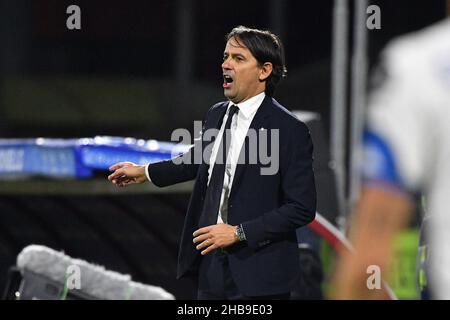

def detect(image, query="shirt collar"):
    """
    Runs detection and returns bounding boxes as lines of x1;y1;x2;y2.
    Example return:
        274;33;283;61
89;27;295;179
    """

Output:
227;92;266;119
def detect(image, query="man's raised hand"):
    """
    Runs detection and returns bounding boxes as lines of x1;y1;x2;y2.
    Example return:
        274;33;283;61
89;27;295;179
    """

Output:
108;161;147;188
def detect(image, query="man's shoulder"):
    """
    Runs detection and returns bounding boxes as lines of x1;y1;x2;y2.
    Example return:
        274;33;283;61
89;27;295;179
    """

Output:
269;98;309;132
201;101;228;123
208;100;228;113
206;97;309;131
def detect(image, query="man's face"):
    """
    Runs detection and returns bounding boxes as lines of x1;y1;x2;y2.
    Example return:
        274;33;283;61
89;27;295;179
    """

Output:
222;37;266;103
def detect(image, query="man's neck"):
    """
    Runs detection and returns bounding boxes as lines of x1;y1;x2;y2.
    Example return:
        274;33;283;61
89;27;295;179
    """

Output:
231;90;265;105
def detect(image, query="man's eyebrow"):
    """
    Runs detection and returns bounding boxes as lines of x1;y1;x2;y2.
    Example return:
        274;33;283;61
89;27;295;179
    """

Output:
223;52;246;58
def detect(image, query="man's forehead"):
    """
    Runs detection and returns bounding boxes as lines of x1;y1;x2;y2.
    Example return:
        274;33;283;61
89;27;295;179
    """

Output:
224;37;249;52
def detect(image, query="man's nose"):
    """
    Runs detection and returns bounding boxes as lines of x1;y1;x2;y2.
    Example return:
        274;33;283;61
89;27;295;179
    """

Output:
222;58;231;70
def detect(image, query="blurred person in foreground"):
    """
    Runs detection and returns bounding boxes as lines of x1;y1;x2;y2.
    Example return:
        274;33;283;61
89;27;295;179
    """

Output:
108;26;316;300
331;4;450;299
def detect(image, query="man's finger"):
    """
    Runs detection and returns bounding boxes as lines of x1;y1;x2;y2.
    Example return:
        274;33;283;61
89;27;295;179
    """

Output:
114;174;135;185
114;174;130;183
109;175;132;187
201;243;218;255
195;239;207;250
109;163;126;171
195;237;215;250
193;233;210;244
193;226;212;237
108;169;125;181
107;171;120;181
109;162;133;171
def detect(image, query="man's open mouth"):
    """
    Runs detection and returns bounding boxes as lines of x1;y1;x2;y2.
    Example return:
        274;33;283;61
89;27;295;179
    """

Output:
223;75;234;88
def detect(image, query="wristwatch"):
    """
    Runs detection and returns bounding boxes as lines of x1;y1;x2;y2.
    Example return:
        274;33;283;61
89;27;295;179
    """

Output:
235;224;246;242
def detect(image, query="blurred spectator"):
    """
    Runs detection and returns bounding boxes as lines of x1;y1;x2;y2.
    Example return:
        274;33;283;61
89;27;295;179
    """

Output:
331;7;450;299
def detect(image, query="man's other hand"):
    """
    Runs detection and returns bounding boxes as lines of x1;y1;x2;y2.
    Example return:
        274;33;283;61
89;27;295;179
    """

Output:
108;162;147;187
193;224;238;255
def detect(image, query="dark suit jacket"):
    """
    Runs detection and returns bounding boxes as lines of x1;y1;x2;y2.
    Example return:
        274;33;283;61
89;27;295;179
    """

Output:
148;95;316;296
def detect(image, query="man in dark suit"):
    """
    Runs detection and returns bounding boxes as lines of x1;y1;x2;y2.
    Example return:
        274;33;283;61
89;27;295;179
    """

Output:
108;26;316;300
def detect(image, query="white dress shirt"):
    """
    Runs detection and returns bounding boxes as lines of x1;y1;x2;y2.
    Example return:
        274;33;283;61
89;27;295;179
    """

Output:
146;92;266;224
208;92;265;224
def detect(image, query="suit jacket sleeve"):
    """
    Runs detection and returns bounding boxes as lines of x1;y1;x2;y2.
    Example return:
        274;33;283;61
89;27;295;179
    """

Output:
242;121;317;249
146;108;211;187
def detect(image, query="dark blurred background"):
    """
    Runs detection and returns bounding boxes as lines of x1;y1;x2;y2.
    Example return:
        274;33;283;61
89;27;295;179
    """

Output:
0;0;446;299
1;0;445;140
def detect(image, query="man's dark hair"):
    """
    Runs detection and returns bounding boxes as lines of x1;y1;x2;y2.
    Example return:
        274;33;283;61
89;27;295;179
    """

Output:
226;26;287;97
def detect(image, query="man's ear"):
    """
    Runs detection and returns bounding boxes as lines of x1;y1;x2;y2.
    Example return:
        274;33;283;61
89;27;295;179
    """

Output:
259;62;273;82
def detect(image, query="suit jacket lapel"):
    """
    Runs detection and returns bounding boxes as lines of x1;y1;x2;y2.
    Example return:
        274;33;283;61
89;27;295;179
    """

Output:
229;96;273;201
208;103;228;131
